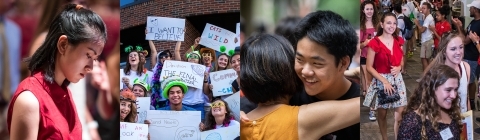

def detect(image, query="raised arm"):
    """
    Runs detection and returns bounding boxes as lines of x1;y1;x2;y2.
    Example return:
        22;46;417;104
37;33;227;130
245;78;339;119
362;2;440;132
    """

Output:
298;97;360;139
148;40;157;70
174;41;182;61
10;91;40;140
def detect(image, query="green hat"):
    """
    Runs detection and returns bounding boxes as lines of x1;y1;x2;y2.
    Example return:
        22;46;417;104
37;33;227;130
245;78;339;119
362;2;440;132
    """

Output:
161;76;188;99
186;46;201;59
133;79;150;91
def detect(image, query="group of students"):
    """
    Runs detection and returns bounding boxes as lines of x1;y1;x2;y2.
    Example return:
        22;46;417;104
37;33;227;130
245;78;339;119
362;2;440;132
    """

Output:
360;0;480;139
118;26;241;138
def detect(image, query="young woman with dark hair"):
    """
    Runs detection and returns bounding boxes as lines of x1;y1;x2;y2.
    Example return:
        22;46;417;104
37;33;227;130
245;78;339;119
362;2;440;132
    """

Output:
7;4;107;139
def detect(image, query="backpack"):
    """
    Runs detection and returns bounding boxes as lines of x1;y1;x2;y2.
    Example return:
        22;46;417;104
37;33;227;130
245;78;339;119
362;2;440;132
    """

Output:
398;15;413;40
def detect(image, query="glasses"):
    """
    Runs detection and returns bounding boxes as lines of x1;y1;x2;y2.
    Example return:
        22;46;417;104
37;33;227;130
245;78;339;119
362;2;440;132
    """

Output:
210;102;225;108
188;54;200;59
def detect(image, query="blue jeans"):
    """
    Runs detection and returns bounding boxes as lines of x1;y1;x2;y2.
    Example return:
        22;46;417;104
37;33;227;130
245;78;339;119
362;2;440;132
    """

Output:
464;59;478;84
184;103;205;121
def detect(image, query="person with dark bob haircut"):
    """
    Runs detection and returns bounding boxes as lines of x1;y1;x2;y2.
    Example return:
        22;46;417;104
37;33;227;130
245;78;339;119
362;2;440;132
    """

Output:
240;33;360;140
7;4;107;139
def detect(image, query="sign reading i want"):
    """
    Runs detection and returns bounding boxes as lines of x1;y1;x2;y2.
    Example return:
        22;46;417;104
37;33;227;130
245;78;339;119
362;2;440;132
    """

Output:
146;16;185;41
199;23;237;55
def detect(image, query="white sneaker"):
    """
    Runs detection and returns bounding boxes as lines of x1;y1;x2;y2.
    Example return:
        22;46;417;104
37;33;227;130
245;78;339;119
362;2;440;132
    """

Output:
369;111;376;121
416;78;421;82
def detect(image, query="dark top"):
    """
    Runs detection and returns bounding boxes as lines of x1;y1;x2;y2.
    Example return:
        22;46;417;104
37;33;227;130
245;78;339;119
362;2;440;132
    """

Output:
398;111;461;140
232;80;240;92
464;19;480;61
290;82;360;140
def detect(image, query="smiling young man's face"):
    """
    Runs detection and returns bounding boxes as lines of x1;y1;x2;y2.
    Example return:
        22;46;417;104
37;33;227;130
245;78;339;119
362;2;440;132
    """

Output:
294;37;348;96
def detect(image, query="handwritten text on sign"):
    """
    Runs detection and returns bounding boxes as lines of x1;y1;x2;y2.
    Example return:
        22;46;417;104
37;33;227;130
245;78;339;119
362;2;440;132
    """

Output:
201;125;240;140
209;69;237;97
224;92;240;122
146;16;185;41
146;110;201;140
135;97;150;124
199;23;236;54
160;60;206;89
120;122;148;140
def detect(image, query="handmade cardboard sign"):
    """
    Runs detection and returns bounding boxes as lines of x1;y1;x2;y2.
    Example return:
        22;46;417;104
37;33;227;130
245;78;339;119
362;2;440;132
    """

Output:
146;110;202;140
199;23;236;55
223;92;240;122
160;60;206;89
209;69;237;97
120;122;149;140
135;97;150;124
200;125;240;140
146;16;185;41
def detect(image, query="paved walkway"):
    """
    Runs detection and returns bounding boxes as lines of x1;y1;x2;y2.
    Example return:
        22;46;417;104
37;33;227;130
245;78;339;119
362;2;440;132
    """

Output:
360;47;480;139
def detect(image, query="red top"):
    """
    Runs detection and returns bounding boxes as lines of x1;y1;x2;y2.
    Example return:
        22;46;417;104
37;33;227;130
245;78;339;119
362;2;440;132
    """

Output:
100;15;120;57
434;20;451;48
368;36;404;74
360;28;376;57
7;71;82;140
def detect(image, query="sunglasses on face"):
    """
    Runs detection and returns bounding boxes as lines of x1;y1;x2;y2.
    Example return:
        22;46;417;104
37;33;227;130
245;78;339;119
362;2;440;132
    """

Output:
188;55;200;59
210;102;225;108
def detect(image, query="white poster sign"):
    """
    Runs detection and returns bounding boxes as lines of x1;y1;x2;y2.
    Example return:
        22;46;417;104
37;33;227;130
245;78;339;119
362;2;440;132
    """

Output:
209;69;237;97
135;97;150;124
223;92;240;122
235;23;240;47
461;110;473;140
146;16;185;41
160;60;206;89
199;23;237;54
120;122;149;140
146;110;202;140
201;125;240;140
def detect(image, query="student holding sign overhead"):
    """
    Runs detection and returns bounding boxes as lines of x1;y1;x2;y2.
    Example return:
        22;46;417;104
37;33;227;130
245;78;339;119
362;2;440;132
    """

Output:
149;38;182;109
240;34;360;140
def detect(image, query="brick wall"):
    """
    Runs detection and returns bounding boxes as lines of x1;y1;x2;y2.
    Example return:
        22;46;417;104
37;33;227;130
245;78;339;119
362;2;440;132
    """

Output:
121;0;240;58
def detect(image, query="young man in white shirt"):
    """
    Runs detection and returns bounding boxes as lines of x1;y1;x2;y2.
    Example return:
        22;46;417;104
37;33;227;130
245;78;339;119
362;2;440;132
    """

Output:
414;2;435;82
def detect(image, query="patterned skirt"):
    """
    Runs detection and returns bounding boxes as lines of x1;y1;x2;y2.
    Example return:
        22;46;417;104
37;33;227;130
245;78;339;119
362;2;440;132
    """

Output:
363;73;408;109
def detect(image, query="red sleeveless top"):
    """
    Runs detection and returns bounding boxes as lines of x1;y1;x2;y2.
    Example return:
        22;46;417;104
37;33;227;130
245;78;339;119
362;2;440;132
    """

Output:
7;71;82;139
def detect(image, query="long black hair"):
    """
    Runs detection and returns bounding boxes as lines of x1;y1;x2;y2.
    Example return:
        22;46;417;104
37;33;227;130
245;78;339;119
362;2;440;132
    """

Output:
25;4;107;85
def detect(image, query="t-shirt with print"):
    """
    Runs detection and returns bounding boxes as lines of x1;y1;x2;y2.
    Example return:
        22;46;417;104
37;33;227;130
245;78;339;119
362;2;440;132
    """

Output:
464;19;480;61
119;69;153;90
289;81;360;140
421;14;435;43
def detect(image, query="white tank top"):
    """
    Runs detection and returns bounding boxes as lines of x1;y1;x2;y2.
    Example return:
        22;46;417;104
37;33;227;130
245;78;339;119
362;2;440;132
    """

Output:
459;62;468;113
